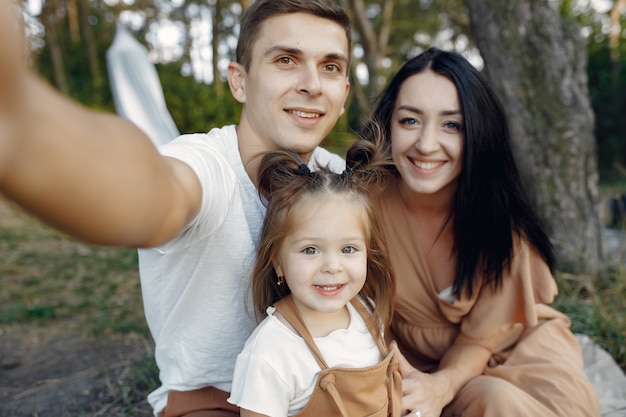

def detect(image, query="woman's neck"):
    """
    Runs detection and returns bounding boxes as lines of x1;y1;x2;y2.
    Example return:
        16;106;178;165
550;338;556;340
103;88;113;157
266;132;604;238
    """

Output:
397;178;455;219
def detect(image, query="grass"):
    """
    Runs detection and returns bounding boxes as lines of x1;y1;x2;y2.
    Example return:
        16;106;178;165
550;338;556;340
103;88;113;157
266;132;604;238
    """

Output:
0;198;155;415
554;265;626;370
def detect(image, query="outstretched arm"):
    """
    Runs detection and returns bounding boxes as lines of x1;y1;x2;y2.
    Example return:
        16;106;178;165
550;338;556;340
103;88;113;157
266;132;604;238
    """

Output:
0;2;201;247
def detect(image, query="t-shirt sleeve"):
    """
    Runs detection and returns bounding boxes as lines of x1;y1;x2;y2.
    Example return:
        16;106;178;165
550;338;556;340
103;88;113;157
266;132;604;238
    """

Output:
228;351;293;417
157;133;237;247
460;238;558;343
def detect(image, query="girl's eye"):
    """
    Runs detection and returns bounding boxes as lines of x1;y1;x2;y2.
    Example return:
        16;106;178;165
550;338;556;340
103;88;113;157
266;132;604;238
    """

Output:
341;246;356;254
303;247;318;255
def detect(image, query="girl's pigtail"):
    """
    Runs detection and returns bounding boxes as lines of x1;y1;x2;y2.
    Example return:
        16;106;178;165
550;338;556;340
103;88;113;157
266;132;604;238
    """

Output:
346;121;395;194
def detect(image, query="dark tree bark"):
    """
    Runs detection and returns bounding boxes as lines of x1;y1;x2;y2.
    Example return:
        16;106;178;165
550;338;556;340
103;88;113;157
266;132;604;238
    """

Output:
212;0;224;97
41;0;68;93
342;0;395;121
463;0;603;273
77;0;101;82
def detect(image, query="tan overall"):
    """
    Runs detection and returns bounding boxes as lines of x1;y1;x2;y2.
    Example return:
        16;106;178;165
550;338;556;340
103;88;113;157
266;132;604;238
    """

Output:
274;296;402;417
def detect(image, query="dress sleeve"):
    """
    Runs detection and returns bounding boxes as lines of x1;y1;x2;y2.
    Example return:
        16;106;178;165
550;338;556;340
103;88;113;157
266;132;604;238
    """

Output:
460;238;558;342
228;351;293;417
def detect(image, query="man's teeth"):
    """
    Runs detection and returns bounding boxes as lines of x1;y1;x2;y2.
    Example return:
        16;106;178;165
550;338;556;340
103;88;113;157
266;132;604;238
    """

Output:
413;161;442;170
291;110;320;118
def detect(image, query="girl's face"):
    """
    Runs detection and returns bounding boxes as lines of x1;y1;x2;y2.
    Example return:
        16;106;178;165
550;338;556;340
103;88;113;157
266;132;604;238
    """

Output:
390;69;464;201
273;195;368;326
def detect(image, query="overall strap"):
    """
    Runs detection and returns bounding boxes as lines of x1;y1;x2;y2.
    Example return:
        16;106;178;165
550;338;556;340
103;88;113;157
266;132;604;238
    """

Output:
349;298;389;356
273;296;329;370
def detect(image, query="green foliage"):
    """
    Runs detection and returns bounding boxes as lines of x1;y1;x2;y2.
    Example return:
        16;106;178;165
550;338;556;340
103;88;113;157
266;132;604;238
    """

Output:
34;3;117;112
156;63;240;134
587;39;626;182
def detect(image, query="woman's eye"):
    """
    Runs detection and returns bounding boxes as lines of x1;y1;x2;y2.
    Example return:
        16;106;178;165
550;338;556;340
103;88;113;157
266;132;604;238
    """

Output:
399;117;418;126
444;121;462;131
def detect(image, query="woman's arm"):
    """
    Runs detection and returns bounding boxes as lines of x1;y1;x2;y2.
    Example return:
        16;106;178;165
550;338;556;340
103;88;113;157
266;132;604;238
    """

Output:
392;335;493;417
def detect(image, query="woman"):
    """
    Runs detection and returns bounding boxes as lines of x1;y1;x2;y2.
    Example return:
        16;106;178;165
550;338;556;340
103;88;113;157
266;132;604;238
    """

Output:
361;47;600;417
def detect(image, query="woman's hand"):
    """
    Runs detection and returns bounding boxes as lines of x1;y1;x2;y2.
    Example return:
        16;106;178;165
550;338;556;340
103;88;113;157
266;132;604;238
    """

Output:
390;341;450;417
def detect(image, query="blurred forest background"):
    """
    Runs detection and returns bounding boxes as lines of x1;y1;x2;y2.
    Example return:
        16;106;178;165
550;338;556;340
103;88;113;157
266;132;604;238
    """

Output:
20;0;626;273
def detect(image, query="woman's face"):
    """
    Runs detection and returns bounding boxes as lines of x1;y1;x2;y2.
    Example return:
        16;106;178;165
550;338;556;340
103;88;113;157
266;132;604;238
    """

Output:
390;69;464;200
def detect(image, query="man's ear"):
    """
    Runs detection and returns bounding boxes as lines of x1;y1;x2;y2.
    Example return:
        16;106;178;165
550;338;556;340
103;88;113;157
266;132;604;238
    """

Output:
227;61;246;104
339;79;350;116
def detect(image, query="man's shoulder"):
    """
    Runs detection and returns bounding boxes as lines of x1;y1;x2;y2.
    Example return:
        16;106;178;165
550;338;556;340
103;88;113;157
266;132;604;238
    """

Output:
165;125;237;149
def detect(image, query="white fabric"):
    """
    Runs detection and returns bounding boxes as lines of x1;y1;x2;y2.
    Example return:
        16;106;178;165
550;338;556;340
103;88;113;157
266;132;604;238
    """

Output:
228;301;380;417
137;125;345;415
106;22;180;147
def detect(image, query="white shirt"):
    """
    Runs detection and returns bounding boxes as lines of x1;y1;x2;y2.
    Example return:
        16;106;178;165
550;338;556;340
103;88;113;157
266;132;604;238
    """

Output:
228;301;380;417
137;125;345;415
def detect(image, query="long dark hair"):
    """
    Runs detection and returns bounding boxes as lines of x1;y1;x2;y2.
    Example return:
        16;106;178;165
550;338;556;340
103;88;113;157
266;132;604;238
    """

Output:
363;47;555;299
252;135;396;326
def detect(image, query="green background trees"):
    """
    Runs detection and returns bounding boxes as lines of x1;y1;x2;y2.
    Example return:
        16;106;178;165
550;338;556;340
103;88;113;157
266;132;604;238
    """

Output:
22;0;626;273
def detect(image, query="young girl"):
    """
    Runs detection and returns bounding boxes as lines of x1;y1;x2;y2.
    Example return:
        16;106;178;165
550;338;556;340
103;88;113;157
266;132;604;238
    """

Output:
227;147;401;417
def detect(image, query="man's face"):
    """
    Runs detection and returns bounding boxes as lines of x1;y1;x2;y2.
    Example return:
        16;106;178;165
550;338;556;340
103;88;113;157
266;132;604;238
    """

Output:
231;12;350;161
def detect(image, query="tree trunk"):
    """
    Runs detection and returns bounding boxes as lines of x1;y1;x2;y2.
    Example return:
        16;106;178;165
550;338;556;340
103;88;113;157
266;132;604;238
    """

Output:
342;0;395;122
41;0;68;93
463;0;603;273
77;0;101;82
609;0;626;82
212;0;224;97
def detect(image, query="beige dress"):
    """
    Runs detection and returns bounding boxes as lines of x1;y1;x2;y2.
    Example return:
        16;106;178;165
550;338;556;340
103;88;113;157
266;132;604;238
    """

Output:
377;179;600;417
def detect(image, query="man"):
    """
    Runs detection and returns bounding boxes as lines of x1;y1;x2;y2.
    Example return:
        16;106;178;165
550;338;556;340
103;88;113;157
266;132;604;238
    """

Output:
0;1;351;415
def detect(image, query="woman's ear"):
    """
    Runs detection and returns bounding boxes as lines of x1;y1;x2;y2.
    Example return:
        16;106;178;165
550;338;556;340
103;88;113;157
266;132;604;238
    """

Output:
227;62;246;104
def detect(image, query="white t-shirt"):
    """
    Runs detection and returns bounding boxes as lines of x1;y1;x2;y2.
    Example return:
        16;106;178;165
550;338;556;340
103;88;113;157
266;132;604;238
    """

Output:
228;301;381;417
137;125;345;415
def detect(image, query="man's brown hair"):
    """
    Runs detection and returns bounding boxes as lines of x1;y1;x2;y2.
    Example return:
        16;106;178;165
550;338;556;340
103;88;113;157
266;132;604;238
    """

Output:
236;0;351;71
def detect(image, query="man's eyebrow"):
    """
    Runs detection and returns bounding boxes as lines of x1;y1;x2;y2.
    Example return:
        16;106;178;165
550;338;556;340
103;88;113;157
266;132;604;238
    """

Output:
263;46;348;64
263;45;301;58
